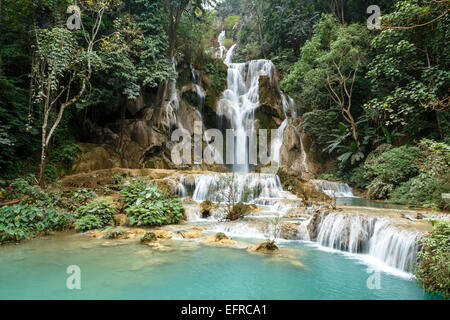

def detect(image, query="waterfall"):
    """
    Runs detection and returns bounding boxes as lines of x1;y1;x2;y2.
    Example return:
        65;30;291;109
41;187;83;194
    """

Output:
311;179;355;198
312;212;420;273
218;43;293;172
217;30;227;58
178;173;296;203
217;59;275;172
165;58;183;130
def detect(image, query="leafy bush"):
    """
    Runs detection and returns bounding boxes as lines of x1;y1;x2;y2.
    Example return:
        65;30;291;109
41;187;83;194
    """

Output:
347;164;371;188
216;232;227;241
74;215;105;232
66;188;97;211
122;182;185;227
104;227;124;239
390;175;450;210
0;205;72;243
126;198;184;227
416;220;450;298
141;232;157;243
390;139;450;209
49;142;81;169
121;178;151;207
364;145;420;199
256;240;279;252
74;198;117;232
226;202;251;221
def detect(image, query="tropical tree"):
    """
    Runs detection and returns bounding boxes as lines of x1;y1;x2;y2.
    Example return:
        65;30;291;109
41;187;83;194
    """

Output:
365;0;449;139
32;0;117;186
282;15;371;151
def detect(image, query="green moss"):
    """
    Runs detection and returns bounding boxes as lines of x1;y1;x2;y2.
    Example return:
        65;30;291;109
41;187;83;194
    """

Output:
141;232;157;243
226;202;252;221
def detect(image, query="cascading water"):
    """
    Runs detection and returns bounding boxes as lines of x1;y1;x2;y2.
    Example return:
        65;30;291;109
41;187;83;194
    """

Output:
311;179;355;198
165;59;183;130
217;30;227;59
311;212;420;273
172;36;423;276
218;44;293;171
178;173;296;203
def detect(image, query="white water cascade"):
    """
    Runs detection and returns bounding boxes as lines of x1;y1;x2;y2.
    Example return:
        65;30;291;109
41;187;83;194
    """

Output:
311;179;355;198
218;44;294;171
165;59;183;130
217;30;227;58
312;212;420;273
172;36;423;277
178;173;296;203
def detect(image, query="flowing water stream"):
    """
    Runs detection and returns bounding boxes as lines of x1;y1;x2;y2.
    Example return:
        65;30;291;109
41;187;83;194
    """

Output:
171;43;426;278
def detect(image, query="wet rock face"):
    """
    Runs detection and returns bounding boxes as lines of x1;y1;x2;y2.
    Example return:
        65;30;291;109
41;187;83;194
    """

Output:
307;210;328;241
71;144;122;174
257;75;285;125
281;222;302;240
280;123;305;173
200;200;214;218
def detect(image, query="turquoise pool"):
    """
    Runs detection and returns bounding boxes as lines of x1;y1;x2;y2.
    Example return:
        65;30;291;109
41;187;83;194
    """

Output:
0;234;437;300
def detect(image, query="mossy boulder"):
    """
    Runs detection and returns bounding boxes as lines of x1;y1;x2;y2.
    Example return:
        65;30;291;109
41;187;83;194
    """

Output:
71;144;121;174
200;200;214;218
226;202;252;221
141;232;158;244
277;167;329;200
258;75;285;121
256;240;279;252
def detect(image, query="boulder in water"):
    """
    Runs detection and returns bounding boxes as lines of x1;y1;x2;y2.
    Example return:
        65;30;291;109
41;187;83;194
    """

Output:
200;200;214;218
226;202;252;221
256;240;279;253
141;232;157;244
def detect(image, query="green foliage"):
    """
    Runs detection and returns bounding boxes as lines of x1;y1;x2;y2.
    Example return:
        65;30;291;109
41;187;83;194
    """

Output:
416;220;450;298
66;188;97;211
74;198;116;232
215;232;227;241
365;145;420;186
203;59;228;96
104;227;124;239
226;202;251;221
120;178;151;207
365;0;449;136
49;142;81;170
141;232;157;243
122;181;184;227
390;139;450;209
126;197;185;227
364;145;420;199
256;240;278;252
0;204;72;244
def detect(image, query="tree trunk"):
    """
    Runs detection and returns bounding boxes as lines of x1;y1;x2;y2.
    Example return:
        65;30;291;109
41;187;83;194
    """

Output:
119;101;126;152
253;2;266;58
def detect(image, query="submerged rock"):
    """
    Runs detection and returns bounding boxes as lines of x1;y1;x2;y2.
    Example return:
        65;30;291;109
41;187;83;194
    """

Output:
153;230;174;240
204;234;237;246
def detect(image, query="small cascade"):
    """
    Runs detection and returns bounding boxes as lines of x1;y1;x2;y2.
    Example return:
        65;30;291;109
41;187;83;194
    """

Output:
165;59;183;130
270;119;288;166
311;179;355;198
312;212;420;273
217;30;227;58
178;173;296;203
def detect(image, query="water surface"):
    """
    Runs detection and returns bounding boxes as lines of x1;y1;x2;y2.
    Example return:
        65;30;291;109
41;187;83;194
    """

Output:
0;234;435;300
